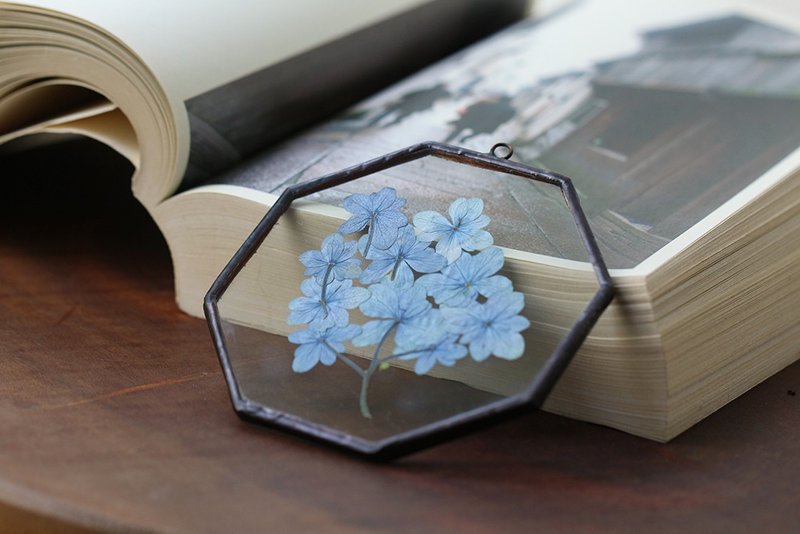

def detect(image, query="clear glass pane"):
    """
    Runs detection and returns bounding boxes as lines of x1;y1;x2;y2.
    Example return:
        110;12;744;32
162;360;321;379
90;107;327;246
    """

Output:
216;156;597;443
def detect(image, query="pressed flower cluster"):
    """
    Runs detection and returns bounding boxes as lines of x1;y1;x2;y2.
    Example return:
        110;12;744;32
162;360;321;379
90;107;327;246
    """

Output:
288;187;530;418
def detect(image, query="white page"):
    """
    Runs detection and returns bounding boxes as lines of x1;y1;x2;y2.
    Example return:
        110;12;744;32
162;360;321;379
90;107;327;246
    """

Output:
9;0;430;102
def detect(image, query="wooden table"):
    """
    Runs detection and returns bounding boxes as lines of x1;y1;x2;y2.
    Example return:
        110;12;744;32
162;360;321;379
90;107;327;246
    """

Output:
1;141;799;532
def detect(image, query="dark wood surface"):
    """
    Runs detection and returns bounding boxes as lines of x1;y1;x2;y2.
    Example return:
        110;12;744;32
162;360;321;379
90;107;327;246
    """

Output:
1;140;799;532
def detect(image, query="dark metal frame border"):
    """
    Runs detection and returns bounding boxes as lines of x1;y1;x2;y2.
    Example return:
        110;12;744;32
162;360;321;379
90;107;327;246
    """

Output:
204;141;615;461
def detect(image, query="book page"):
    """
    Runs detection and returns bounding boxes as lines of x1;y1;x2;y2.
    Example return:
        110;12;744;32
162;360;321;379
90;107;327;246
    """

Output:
0;80;138;164
12;0;430;102
210;0;800;269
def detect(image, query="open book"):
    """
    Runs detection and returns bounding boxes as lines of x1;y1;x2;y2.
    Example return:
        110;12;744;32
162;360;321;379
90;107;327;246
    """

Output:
2;0;799;442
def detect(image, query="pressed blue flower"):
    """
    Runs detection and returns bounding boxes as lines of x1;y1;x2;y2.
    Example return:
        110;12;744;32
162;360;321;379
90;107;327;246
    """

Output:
413;197;492;263
418;246;511;306
401;334;467;375
338;187;408;254
359;226;447;285
353;280;431;347
288;324;361;372
393;310;467;375
299;233;361;284
288;278;369;328
441;290;530;361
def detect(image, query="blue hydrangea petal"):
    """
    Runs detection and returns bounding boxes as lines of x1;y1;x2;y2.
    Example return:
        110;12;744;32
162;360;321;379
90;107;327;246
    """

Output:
340;188;408;249
387;273;415;290
402;283;432;317
419;272;473;306
486;290;525;316
285;307;308;326
423;253;487;305
298;249;323;267
492;332;526;360
371;187;406;211
299;278;321;298
417;273;444;294
342;192;373;216
413;210;451;241
476;275;513;298
327;323;361;344
405;246;447;274
458;321;487;344
318;345;338;365
369;215;407;250
320;233;340;255
299;250;327;279
359;282;397;318
301;234;361;282
396;325;467;375
439;305;476;334
430;279;477;307
322;233;352;256
339;193;374;235
322;306;350;328
338;214;370;235
359;256;395;284
361;227;443;284
292;343;322;372
395;309;444;348
334;258;362;280
289;324;361;372
469;328;499;362
413;354;438;375
442;290;477;307
471;247;504;277
448;198;486;227
472;213;491;229
396;316;428;343
326;339;345;353
428;340;469;369
392;225;417;249
339;235;359;257
413;198;493;263
363;240;394;261
326;234;358;267
439;342;468;365
337;280;369;310
327;281;370;309
374;207;408;230
289;279;365;328
288;327;317;345
358;281;432;343
287;296;326;325
353;319;394;347
435;230;465;263
392;262;415;286
397;225;416;246
441;290;530;361
499;314;531;333
462;229;493;252
359;269;387;285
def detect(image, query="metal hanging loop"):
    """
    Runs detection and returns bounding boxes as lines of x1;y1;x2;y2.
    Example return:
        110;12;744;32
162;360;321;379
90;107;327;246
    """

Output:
490;142;513;160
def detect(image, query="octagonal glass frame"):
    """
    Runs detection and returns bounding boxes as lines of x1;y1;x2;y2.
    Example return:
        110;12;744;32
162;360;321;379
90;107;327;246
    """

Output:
205;141;615;460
